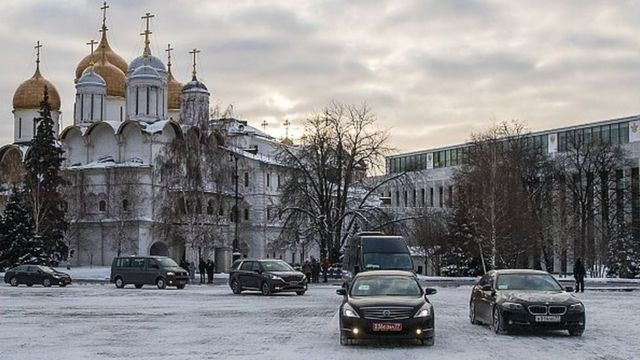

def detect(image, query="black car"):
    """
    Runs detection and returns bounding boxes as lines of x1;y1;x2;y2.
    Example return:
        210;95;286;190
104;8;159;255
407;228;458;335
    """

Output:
229;259;307;296
336;270;437;346
4;265;72;287
469;269;585;336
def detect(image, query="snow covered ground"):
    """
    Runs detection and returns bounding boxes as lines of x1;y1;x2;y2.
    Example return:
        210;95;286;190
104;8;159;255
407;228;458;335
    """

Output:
0;283;638;360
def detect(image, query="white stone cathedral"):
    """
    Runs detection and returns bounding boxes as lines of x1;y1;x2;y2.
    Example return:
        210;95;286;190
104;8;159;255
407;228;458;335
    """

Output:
0;5;319;270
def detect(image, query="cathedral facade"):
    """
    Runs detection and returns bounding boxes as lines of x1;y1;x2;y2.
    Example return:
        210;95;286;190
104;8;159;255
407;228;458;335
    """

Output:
0;5;317;271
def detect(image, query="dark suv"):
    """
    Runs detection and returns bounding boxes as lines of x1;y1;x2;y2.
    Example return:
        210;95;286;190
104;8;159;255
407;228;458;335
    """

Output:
110;256;189;289
229;259;307;296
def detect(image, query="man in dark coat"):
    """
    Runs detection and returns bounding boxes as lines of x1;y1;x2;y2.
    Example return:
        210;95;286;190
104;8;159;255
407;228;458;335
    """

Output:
302;260;312;283
573;258;586;293
321;256;330;283
206;260;215;284
311;257;320;283
198;259;206;284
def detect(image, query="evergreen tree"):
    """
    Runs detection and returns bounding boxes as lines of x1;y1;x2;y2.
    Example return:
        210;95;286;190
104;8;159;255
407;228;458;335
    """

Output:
0;191;38;268
23;86;68;265
606;226;640;279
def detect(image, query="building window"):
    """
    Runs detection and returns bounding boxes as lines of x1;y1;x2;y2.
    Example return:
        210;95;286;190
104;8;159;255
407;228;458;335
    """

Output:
395;191;400;207
421;188;425;206
277;175;281;188
219;206;224;216
80;95;84;121
90;94;94;120
430;188;434;207
99;200;106;212
403;190;408;207
439;187;443;208
244;208;250;221
244;172;249;187
120;106;123;121
18;118;22;138
266;173;270;187
122;199;129;211
207;200;214;215
146;86;150;115
266;207;271;220
413;189;417;207
448;186;453;207
135;88;139;114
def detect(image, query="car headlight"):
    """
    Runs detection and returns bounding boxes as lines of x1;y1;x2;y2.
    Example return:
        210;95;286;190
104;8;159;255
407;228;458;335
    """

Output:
414;303;432;318
569;303;585;312
502;302;524;311
271;275;284;281
166;272;175;276
342;303;359;318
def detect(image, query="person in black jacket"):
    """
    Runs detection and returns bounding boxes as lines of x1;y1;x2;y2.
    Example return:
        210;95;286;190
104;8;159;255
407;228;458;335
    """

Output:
198;259;206;284
573;258;586;293
206;260;215;284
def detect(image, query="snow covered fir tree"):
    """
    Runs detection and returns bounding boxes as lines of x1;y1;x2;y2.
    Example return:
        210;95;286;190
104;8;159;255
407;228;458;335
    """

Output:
0;5;317;271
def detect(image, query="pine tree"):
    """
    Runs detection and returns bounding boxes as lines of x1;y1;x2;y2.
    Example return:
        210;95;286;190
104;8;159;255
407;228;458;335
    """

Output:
606;226;640;279
22;86;68;265
0;191;38;268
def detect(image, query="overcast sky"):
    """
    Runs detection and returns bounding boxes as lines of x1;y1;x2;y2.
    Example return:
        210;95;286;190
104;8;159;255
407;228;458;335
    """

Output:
0;0;639;154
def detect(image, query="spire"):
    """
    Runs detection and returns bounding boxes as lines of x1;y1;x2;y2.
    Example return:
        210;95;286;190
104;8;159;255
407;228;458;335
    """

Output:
165;43;174;73
34;40;42;77
86;39;98;66
98;2;110;48
189;48;201;80
283;119;291;139
140;12;155;57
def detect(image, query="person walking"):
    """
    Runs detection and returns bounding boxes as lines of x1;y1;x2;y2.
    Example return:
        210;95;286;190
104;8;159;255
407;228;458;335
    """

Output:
302;260;312;284
311;257;320;283
206;260;215;284
321;256;330;283
198;259;206;284
573;257;586;293
188;261;195;282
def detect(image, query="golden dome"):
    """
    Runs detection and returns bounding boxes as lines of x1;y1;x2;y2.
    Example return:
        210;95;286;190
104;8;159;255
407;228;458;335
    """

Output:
75;31;127;80
167;68;183;110
281;137;294;146
13;67;61;111
92;56;126;97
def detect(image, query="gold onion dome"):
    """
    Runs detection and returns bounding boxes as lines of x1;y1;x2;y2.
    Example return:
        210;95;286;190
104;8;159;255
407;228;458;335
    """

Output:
75;30;127;80
92;55;126;97
13;67;61;111
167;68;182;110
281;137;294;146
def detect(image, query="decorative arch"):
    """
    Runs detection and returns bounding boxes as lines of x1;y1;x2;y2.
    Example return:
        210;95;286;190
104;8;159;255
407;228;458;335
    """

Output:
149;241;169;256
119;121;146;164
60;127;84;166
0;145;25;185
86;122;118;164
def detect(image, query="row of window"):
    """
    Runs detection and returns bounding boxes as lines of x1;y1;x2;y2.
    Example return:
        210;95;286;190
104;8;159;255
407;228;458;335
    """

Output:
382;185;454;208
557;122;629;152
239;172;282;189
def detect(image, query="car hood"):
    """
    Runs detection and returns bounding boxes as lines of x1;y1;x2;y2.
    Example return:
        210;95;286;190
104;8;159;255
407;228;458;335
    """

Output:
165;267;188;273
499;291;579;304
348;296;425;309
269;271;305;278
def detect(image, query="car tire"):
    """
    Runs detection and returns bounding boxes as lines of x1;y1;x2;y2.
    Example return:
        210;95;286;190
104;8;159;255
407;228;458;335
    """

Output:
156;277;166;289
43;278;51;287
135;284;143;289
296;291;306;296
115;277;125;289
569;328;584;337
9;277;18;287
470;303;480;325
231;280;242;294
176;284;185;290
261;282;272;296
491;307;506;335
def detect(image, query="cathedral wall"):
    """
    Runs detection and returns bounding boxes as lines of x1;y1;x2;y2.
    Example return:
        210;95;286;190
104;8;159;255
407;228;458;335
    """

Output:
62;128;84;166
88;123;118;163
13;109;60;143
105;96;125;122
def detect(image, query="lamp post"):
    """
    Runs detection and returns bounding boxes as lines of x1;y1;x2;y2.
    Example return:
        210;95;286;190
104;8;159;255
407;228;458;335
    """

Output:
230;152;240;261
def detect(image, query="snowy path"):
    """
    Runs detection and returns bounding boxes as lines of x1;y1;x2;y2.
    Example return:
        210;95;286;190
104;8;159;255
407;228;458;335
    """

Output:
0;283;638;360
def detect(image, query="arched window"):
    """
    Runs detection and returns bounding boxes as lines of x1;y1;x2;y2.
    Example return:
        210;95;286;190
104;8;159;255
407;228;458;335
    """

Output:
206;200;214;215
244;208;249;221
218;206;224;216
196;199;202;214
99;200;106;212
122;199;129;211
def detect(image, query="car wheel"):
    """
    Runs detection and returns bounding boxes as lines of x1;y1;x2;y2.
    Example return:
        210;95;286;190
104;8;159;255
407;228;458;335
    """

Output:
491;307;506;335
135;284;143;289
9;277;18;287
176;284;185;290
115;277;125;289
43;278;51;287
296;291;306;296
470;303;480;325
231;280;242;294
261;282;272;296
568;328;584;337
156;277;166;289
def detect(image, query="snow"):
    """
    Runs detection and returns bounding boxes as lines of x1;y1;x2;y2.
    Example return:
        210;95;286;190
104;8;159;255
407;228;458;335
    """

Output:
0;283;638;360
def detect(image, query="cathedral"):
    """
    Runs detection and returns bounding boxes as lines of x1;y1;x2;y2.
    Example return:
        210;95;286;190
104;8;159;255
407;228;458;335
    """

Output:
0;4;318;271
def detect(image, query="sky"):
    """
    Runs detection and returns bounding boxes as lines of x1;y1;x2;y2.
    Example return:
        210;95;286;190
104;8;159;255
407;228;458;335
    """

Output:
0;0;639;155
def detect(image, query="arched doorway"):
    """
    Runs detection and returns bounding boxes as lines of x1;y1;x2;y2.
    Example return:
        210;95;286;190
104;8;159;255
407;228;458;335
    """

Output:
149;241;169;256
240;241;250;258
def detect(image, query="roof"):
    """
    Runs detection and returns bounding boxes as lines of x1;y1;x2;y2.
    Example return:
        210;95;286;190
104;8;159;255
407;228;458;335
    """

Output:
354;270;416;278
489;269;551;275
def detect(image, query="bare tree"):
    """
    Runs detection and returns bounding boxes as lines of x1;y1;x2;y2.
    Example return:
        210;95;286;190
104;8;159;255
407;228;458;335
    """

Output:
109;167;147;257
409;208;449;275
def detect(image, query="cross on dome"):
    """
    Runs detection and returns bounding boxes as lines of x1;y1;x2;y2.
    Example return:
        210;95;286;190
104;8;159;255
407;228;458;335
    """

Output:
86;39;98;65
165;43;174;68
100;2;109;32
141;12;155;56
189;48;200;79
34;40;42;71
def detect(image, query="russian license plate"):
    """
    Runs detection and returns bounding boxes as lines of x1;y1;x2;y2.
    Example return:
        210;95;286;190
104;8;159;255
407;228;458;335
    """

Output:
535;316;561;322
373;323;402;332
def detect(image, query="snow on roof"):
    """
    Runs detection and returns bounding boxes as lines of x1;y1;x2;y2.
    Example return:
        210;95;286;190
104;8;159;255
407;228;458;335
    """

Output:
65;160;151;170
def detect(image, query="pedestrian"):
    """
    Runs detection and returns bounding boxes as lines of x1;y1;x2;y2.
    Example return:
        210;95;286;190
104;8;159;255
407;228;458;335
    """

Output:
311;257;320;283
302;260;312;283
207;259;215;284
321;256;330;283
198;259;206;284
188;261;195;281
573;258;586;293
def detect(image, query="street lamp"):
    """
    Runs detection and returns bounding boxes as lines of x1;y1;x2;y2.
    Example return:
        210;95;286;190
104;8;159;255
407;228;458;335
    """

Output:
230;152;240;261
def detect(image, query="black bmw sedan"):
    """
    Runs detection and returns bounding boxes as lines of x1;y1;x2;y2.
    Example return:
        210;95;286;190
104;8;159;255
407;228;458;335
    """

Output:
4;265;72;287
469;269;585;336
337;270;437;346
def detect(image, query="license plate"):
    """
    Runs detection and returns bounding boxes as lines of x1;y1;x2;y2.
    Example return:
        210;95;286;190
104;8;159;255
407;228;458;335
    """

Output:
535;316;561;322
373;323;402;332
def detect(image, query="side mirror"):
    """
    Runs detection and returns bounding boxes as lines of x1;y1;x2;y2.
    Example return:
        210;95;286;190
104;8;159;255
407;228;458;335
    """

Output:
336;288;347;296
424;288;437;296
481;284;492;292
565;286;574;292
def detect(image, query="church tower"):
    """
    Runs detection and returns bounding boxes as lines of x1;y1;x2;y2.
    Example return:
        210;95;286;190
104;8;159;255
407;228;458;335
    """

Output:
126;12;168;123
180;48;210;126
165;44;183;122
74;40;107;126
12;41;61;144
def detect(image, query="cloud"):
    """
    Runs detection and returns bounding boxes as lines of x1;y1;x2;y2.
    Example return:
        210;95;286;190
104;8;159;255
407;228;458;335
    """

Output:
0;0;638;156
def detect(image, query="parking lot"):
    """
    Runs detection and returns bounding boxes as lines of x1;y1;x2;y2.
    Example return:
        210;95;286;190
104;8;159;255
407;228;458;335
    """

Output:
0;283;638;360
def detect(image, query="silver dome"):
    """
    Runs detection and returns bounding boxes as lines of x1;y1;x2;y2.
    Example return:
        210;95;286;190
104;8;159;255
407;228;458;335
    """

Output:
78;68;106;86
128;54;166;74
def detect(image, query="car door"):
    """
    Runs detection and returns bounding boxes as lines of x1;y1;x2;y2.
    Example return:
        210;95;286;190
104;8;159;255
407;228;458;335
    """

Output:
14;265;27;284
251;261;263;288
130;258;147;284
147;258;161;284
238;261;254;288
476;274;494;322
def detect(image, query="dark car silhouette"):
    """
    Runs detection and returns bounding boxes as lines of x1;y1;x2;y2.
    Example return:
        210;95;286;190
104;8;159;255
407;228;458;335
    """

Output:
4;265;72;287
469;269;585;336
229;259;307;296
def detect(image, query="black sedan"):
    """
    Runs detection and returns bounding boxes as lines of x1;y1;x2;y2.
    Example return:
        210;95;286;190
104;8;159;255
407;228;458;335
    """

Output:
337;270;437;346
4;265;72;287
469;269;585;336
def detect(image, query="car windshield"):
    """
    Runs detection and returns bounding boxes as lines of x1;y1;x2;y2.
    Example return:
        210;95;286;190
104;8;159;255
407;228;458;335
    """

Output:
261;261;294;272
351;276;422;297
38;266;56;273
157;258;179;268
496;273;563;291
362;253;413;270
